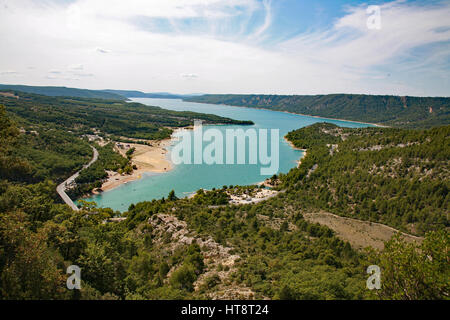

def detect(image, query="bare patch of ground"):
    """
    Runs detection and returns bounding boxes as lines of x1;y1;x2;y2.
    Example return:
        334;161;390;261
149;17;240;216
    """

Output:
303;211;423;250
0;92;19;99
116;140;172;173
228;188;279;205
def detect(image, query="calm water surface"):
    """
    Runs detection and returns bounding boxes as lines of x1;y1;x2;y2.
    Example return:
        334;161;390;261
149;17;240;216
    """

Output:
82;98;372;211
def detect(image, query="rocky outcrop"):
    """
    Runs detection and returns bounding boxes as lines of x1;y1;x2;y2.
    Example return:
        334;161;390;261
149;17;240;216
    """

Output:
148;213;255;299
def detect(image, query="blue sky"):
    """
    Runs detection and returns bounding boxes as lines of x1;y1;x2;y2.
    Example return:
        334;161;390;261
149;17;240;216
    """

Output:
0;0;449;96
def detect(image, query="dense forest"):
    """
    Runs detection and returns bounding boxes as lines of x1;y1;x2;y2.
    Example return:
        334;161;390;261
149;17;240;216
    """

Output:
0;91;253;141
0;103;365;299
0;91;448;300
0;84;188;100
0;84;125;100
185;94;450;129
1;106;93;184
282;123;449;235
0;89;252;198
103;89;188;99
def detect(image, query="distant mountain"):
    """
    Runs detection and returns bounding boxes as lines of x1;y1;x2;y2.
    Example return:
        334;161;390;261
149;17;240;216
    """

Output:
1;91;253;143
0;84;199;101
0;84;125;100
104;90;189;99
185;94;450;129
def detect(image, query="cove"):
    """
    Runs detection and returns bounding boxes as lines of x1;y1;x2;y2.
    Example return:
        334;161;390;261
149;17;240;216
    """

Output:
82;98;373;212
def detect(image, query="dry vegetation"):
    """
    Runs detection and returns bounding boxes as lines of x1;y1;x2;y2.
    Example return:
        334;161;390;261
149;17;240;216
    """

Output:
303;211;423;250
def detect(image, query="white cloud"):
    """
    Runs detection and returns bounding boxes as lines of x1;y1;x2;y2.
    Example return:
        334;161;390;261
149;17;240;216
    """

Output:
181;73;199;79
46;75;79;81
0;0;448;96
73;72;94;77
277;1;450;95
46;65;94;79
68;64;84;71
96;47;111;54
0;70;20;75
281;1;450;71
251;0;272;39
71;0;259;19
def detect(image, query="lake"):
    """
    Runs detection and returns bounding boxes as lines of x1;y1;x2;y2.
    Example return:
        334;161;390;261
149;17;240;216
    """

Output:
83;98;372;212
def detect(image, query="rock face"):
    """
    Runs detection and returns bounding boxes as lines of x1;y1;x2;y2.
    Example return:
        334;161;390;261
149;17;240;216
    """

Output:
148;213;255;299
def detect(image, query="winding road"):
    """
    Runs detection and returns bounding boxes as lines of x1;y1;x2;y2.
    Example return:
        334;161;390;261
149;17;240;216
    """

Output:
56;146;98;211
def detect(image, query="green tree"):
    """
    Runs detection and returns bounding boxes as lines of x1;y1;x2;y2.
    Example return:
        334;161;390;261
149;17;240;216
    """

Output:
0;211;67;299
170;264;197;291
367;231;449;300
168;190;178;201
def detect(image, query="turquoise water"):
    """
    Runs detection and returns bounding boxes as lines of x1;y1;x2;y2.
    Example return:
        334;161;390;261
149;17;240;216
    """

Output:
83;98;372;212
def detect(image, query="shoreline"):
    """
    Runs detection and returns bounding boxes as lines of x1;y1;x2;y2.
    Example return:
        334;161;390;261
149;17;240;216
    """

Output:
94;137;175;194
183;100;387;128
255;138;307;188
88;99;370;199
283;137;307;168
283;136;306;152
278;109;387;128
88;126;198;196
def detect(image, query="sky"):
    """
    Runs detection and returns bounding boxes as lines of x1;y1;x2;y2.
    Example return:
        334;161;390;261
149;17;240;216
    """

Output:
0;0;449;96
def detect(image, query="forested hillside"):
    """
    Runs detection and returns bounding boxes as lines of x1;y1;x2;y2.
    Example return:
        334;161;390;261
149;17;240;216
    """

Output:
0;91;253;141
0;84;125;100
0;90;253;199
104;89;187;99
0;105;366;299
0;84;191;100
283;123;449;235
0;105;93;185
185;94;450;129
0;99;448;300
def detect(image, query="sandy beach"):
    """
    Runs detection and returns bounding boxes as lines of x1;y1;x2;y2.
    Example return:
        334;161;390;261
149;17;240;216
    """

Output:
98;138;173;192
